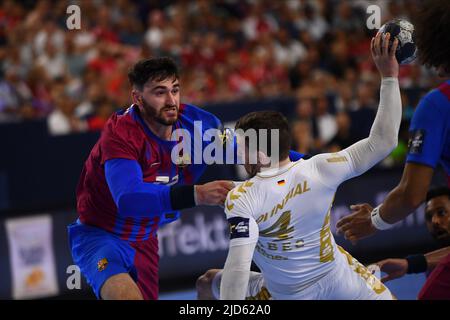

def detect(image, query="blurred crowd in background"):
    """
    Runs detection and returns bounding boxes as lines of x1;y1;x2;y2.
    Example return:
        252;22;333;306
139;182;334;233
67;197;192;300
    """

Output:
0;0;442;165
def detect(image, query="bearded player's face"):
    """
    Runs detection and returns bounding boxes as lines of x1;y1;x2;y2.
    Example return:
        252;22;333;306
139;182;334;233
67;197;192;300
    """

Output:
138;77;180;126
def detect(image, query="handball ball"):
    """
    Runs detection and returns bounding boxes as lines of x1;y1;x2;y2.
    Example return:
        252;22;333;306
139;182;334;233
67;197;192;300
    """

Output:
379;19;417;64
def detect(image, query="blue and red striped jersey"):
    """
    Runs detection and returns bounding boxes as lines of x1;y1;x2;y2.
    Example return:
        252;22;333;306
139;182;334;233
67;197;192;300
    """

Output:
76;103;222;241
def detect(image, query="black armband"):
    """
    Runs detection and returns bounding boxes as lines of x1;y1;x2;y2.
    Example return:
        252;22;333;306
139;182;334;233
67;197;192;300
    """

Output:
170;185;196;210
406;254;428;274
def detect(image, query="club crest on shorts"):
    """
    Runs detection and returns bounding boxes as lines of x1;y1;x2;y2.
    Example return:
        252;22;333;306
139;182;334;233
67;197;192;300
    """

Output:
97;258;108;271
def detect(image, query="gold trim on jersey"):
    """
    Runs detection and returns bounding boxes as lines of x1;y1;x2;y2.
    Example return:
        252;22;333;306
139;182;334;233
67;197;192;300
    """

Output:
246;286;272;300
225;200;234;211
326;155;348;163
337;246;387;295
319;195;335;263
238;181;253;193
319;209;335;263
226;181;254;211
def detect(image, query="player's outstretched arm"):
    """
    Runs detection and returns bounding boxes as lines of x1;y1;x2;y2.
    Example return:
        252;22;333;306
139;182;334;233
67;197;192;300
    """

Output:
371;163;433;222
312;33;401;189
375;246;450;283
341;32;401;177
424;246;450;271
354;88;445;226
336;81;448;242
105;159;233;218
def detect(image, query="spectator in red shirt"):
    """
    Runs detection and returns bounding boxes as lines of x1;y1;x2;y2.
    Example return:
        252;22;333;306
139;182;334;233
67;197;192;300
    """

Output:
87;97;115;132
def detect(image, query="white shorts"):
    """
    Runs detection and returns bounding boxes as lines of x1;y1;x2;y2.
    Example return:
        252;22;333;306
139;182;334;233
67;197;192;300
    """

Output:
212;247;394;300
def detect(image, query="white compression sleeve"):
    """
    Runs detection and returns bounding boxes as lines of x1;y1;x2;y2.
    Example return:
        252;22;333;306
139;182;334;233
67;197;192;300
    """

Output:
220;242;257;300
313;77;402;188
212;270;263;300
344;77;402;176
211;270;223;300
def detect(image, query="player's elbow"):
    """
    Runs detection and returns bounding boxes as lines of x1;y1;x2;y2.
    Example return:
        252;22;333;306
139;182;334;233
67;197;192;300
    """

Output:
398;184;425;209
388;135;398;150
371;135;398;159
382;134;398;154
402;192;425;209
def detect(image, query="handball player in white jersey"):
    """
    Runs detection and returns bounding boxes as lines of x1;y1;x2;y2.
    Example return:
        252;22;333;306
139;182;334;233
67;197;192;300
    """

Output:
197;32;400;300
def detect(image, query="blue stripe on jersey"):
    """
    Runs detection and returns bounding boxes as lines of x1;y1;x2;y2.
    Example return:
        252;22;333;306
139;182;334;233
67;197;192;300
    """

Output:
141;222;151;241
113;216;126;237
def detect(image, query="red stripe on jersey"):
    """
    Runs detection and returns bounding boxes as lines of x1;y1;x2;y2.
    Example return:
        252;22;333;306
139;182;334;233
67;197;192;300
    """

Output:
136;218;151;241
149;216;159;238
130;237;159;300
120;217;135;240
182;166;194;184
147;139;160;164
160;148;169;173
438;83;450;101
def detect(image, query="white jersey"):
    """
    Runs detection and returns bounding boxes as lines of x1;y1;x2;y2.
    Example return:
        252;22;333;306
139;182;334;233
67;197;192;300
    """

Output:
220;78;401;300
224;153;391;299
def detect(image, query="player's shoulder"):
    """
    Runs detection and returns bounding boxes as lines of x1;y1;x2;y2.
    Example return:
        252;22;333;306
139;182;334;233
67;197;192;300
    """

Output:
252;159;310;182
295;153;350;182
179;103;222;130
225;179;258;217
102;106;143;138
226;179;258;204
421;81;450;111
306;152;349;164
436;80;450;101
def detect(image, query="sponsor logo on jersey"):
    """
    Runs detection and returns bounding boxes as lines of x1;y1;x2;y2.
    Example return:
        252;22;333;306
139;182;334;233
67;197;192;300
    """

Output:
408;129;425;154
228;217;250;239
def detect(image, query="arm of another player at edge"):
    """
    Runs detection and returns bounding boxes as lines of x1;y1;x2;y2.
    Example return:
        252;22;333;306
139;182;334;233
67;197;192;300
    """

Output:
378;93;445;224
425;246;450;271
378;162;434;224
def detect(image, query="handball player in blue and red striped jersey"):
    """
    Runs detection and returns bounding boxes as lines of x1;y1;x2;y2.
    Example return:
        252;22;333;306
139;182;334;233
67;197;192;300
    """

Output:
68;56;306;300
68;57;237;300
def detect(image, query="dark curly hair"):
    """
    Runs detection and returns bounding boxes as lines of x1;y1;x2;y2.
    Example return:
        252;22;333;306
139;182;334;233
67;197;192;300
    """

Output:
413;0;450;74
426;186;450;203
128;57;179;90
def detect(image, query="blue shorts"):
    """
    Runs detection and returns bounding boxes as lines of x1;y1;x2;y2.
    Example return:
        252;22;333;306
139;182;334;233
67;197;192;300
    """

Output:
67;220;159;299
